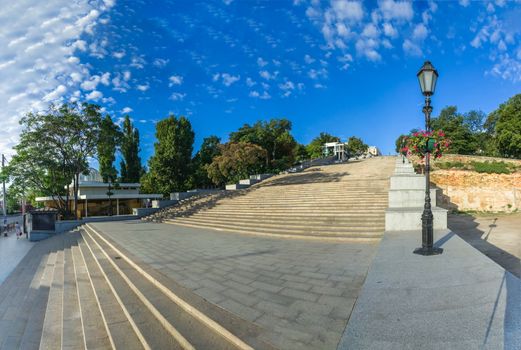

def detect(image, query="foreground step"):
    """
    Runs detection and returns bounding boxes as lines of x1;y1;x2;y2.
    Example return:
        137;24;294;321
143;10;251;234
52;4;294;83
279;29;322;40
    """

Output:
166;219;383;239
81;225;257;350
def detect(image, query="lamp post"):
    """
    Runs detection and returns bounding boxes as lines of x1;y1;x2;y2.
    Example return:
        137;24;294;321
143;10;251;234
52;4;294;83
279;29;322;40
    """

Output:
414;61;443;256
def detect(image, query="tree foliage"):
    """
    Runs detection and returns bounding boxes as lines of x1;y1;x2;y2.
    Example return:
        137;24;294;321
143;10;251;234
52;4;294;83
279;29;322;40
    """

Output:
206;142;267;186
230;118;297;171
346;136;368;156
97;115;120;183
120;116;143;183
142;115;194;196
395;134;408;153
430;106;477;155
306;132;340;159
7;103;102;218
191;135;221;188
488;94;521;158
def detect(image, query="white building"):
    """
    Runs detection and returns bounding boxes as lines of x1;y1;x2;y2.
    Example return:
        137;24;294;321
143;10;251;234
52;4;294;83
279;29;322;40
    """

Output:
36;169;162;218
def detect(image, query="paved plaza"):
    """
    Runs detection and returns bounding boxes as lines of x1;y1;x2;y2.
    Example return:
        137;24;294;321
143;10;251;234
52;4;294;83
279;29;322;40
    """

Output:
449;212;521;278
90;220;378;350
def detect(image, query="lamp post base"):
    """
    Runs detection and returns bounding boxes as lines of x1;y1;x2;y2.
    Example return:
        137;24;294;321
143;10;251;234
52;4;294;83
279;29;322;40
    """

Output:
413;247;443;256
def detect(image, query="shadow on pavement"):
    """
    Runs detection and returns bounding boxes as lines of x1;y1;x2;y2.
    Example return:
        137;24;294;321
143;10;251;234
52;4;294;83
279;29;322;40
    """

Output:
448;213;520;279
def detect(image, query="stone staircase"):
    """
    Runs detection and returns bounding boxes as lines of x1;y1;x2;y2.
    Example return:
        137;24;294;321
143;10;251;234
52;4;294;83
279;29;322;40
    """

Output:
158;157;396;240
0;225;273;349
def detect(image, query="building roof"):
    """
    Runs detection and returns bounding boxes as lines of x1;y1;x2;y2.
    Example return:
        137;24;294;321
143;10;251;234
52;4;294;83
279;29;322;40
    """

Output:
35;193;163;202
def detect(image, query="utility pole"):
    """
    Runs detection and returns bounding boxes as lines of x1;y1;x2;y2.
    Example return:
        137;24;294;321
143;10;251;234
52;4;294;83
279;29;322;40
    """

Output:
2;154;6;230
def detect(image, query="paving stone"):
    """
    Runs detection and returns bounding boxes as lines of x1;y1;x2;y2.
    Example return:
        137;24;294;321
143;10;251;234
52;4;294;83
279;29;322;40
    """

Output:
217;299;263;322
283;280;312;292
280;288;319;302
310;285;344;296
225;289;258;307
250;281;283;293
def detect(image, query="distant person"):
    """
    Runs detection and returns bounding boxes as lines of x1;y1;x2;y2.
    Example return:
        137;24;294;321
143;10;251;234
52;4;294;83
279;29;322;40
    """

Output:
15;222;21;239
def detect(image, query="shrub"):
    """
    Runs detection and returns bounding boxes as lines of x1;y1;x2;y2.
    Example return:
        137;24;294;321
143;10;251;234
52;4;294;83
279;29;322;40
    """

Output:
436;161;466;170
470;161;513;174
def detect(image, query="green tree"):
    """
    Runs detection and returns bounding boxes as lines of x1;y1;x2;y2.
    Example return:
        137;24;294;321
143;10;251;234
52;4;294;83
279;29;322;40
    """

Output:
294;143;310;162
488;94;521;158
143;115;194;196
97;115;120;182
230;118;297;171
192;135;221;188
8;103;101;218
346;136;368;156
120;116;143;183
431;106;477;155
206;142;267;186
395;134;408;153
306;132;340;159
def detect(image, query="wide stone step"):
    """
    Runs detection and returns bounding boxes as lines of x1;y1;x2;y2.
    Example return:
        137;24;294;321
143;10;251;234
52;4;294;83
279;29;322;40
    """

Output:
219;195;387;205
188;212;385;223
14;242;58;349
176;216;384;230
196;208;386;215
167;218;384;236
40;249;64;349
77;233;144;349
82;225;256;350
81;231;181;350
70;232;112;349
166;219;384;239
61;234;84;350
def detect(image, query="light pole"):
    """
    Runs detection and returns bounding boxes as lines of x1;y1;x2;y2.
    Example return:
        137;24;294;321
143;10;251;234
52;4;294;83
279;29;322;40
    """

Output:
2;154;6;229
414;61;443;256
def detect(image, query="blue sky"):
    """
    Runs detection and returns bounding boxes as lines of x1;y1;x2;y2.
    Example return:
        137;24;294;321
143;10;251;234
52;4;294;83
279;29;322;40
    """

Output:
2;0;521;164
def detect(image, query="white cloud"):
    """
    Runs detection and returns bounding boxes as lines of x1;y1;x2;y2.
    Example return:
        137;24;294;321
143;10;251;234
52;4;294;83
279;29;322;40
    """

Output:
0;0;113;155
212;73;240;86
169;75;183;86
259;70;278;80
221;73;240;86
383;22;397;38
412;23;428;40
403;39;422;56
246;77;257;87
378;0;413;21
362;23;379;38
112;51;125;59
330;0;364;22
304;54;316;64
249;90;271;99
170;92;186;101
86;90;103;101
137;84;149;92
153;58;169;68
458;0;470;6
121;107;133;114
257;57;268;67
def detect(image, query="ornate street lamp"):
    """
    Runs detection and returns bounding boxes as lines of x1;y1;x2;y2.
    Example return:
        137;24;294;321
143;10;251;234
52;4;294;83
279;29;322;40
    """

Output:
414;61;443;256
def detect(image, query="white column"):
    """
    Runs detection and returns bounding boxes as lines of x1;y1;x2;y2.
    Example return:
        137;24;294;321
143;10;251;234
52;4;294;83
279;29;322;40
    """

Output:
116;198;120;216
84;199;88;218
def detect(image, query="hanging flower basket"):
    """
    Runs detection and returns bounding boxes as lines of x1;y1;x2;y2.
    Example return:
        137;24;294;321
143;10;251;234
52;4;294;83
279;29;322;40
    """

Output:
400;130;451;159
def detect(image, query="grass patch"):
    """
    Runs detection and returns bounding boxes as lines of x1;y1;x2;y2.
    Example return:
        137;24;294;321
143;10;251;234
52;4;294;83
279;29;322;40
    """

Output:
470;160;515;174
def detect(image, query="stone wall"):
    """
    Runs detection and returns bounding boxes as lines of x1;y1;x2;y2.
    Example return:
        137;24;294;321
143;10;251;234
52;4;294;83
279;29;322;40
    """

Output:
431;170;521;212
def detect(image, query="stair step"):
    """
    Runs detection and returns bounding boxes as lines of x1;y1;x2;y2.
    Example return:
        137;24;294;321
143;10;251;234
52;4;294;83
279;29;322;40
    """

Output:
2;240;56;349
70;232;112;349
188;213;385;223
167;220;383;239
62;234;84;349
82;226;245;350
77;233;144;349
183;215;384;228
40;248;64;350
168;218;384;236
